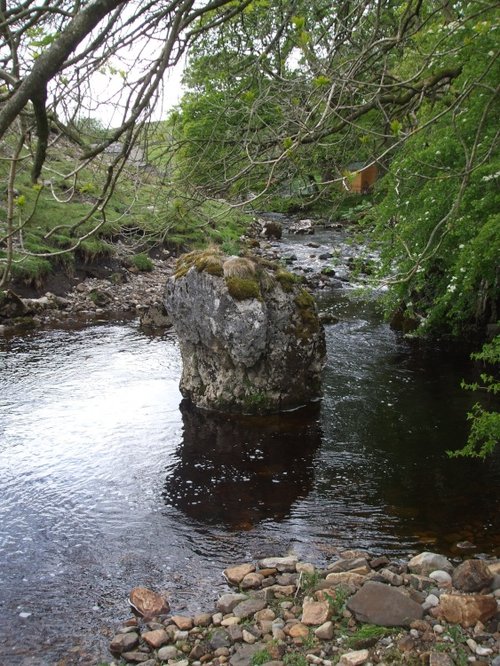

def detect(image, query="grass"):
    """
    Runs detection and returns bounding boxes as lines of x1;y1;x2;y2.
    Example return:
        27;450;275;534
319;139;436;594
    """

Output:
131;253;154;271
0;130;252;287
283;653;308;666
251;648;272;665
346;624;394;648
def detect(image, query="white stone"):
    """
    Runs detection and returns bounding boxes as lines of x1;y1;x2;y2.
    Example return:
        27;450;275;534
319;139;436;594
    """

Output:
475;645;493;656
259;556;298;571
466;638;478;652
433;624;444;634
212;612;223;625
408;552;453;575
429;570;452;586
422;593;440;610
339;649;370;665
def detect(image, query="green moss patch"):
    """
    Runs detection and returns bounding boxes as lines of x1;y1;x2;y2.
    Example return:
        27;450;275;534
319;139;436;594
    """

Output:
276;268;300;292
226;276;261;300
294;288;320;340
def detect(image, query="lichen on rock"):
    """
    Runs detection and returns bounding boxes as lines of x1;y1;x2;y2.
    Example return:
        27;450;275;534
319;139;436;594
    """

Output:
164;249;326;414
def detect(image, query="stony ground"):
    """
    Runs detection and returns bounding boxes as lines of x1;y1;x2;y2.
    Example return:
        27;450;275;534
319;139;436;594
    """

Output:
106;551;500;666
0;249;176;335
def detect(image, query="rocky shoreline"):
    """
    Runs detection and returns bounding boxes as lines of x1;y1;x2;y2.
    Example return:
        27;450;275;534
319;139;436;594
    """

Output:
106;551;500;666
0;216;363;337
0;249;176;336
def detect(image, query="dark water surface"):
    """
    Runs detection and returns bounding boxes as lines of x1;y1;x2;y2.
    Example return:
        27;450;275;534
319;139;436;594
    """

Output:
1;289;500;663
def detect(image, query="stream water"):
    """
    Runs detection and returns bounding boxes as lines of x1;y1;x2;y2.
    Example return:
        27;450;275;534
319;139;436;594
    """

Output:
1;227;499;664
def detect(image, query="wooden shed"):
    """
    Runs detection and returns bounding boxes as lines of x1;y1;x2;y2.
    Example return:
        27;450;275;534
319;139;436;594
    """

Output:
345;162;378;193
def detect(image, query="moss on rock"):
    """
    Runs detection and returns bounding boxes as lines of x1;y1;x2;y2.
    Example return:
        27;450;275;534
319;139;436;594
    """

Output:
174;249;224;279
276;268;300;292
294;288;320;340
226;276;261;301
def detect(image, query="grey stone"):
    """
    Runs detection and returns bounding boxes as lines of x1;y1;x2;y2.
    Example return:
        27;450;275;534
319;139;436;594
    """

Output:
120;651;151;663
429;653;454;666
226;623;244;642
258;556;298;572
157;645;179;660
407;552;453;576
347;581;423;626
229;643;263;665
217;593;248;614
164;252;325;414
109;632;139;654
232;597;267;619
209;628;232;650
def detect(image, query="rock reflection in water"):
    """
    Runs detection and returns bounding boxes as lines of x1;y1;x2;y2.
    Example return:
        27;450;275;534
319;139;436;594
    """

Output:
163;400;322;530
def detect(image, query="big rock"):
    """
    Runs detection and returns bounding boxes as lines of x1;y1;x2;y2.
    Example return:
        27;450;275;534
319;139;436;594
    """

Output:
164;251;326;414
438;593;497;627
347;581;423;626
407;552;453;576
452;559;494;592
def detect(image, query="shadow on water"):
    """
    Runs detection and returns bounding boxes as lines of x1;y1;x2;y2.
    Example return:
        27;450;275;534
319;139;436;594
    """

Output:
162;400;322;531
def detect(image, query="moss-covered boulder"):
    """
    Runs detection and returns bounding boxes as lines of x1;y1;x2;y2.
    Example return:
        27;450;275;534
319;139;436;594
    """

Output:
164;250;326;414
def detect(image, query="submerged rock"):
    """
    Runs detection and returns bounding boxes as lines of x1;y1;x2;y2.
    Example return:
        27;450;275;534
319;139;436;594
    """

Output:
164;250;326;414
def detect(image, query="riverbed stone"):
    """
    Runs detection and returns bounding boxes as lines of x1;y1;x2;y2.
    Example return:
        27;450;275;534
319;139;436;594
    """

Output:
157;645;179;661
429;570;452;587
407;552;453;576
209;628;232;650
110;632;139;654
452;559;494;592
347;581;423;626
129;586;169;618
429;653;455;666
325;572;366;588
315;621;334;640
301;597;330;625
142;628;169;648
232;597;267;619
241;572;264;589
164;251;325;414
194;612;212;627
438;593;497;627
121;651;152;663
171;615;193;631
339;649;370;665
217;593;248;614
288;622;309;639
229;643;262;665
224;562;256;584
259;556;298;572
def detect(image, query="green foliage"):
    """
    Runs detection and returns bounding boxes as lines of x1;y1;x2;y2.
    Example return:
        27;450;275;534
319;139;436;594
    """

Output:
373;4;499;340
324;586;350;620
131;253;154;272
448;335;500;458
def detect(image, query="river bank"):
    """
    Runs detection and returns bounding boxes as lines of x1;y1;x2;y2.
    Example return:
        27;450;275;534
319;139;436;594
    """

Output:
105;550;500;666
0;215;372;337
